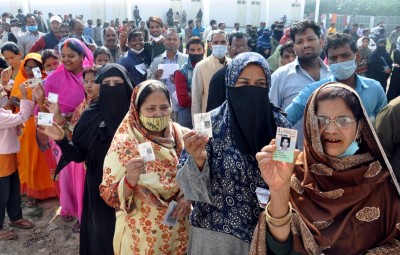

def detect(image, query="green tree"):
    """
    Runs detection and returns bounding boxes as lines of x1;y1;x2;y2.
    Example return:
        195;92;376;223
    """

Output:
305;0;400;17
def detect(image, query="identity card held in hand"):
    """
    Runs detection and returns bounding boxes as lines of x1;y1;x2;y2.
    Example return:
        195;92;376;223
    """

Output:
37;112;54;126
32;67;43;79
193;113;213;138
47;93;59;103
162;200;178;226
137;142;156;163
273;127;297;163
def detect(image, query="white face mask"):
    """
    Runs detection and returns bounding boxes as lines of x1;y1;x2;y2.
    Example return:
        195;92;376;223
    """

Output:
151;35;164;42
11;27;21;35
45;70;55;76
131;48;144;54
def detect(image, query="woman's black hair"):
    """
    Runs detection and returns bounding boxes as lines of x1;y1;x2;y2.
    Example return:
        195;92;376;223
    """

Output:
1;42;21;55
93;46;111;61
315;86;363;120
41;49;59;65
137;82;170;109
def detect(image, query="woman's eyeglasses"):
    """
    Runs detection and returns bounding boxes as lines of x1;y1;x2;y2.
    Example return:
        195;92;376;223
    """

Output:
24;66;39;72
316;116;356;129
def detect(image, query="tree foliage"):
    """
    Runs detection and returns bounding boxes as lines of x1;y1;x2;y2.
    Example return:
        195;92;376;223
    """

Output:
305;0;400;17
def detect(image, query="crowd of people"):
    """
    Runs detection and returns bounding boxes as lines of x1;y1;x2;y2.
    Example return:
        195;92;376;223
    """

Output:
1;6;400;255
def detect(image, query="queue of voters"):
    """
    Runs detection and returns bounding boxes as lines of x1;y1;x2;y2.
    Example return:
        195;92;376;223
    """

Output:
1;4;400;255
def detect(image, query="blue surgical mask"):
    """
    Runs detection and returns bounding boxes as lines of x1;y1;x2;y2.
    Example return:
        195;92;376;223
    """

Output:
338;124;360;158
338;140;359;158
212;45;227;59
27;25;38;32
329;57;357;80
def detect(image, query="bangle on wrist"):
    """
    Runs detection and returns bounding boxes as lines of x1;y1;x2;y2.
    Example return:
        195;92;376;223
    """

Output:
265;201;292;228
124;175;135;190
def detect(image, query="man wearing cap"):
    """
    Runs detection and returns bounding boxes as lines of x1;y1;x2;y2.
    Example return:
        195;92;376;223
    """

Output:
29;15;63;53
144;16;166;62
18;13;45;57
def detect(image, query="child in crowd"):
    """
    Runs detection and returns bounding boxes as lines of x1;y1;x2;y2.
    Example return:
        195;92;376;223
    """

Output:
356;36;371;76
0;83;34;240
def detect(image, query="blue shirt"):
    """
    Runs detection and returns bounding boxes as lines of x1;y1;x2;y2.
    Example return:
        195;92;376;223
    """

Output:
192;26;205;37
83;26;93;38
285;74;388;126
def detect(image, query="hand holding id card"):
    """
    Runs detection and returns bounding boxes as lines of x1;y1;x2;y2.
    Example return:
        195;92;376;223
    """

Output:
27;78;42;88
162;201;178;226
193;113;212;138
273;127;298;163
137;142;156;163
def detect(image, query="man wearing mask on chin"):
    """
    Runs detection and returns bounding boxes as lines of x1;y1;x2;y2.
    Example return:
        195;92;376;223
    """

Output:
147;28;188;122
144;16;166;62
18;14;45;57
118;30;150;85
191;30;230;116
174;36;205;128
286;33;387;130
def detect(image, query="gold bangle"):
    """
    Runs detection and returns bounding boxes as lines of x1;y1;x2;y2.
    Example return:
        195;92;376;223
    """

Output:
265;201;292;227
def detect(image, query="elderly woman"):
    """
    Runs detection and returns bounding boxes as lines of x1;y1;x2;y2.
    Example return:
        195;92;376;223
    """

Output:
38;63;133;255
100;80;191;255
251;83;400;255
177;52;290;255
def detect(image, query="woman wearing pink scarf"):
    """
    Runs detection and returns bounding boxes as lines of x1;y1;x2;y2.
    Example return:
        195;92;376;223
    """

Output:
36;38;94;228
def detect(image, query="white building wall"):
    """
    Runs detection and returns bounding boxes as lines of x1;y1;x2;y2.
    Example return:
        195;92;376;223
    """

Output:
0;0;305;27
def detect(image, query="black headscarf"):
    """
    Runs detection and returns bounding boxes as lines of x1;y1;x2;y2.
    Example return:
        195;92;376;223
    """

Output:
225;52;277;156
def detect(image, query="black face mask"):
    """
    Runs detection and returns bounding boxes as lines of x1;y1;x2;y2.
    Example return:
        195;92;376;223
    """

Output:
227;86;276;156
189;53;203;63
98;83;131;136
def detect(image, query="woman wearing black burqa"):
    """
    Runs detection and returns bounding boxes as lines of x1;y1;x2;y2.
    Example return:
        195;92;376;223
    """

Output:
386;41;400;102
368;38;393;92
39;63;134;255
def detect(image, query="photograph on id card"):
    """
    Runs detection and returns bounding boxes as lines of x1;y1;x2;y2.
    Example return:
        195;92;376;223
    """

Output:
138;142;156;163
193;113;213;138
273;127;297;163
38;112;54;126
48;93;59;103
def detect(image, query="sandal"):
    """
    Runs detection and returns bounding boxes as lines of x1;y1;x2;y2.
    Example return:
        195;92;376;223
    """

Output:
72;222;80;233
0;230;17;240
9;219;34;230
61;215;74;222
26;198;38;207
